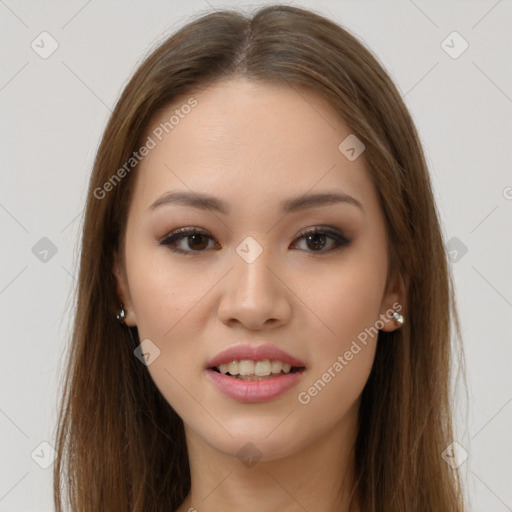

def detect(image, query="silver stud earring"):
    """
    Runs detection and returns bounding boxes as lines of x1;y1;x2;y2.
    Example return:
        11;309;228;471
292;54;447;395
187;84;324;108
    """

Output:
391;310;404;327
116;305;126;324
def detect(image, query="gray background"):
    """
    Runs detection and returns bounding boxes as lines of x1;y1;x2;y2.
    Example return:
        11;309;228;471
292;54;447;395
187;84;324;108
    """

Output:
1;0;511;510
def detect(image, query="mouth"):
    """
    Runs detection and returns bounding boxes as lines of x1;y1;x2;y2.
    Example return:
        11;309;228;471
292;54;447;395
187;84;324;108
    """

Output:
209;360;306;380
204;343;307;402
204;344;307;403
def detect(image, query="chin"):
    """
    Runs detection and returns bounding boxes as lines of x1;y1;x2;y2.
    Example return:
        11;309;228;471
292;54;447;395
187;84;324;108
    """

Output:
186;414;312;463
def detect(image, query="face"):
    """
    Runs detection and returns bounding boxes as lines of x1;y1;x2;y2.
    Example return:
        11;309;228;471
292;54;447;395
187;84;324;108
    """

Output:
114;77;403;461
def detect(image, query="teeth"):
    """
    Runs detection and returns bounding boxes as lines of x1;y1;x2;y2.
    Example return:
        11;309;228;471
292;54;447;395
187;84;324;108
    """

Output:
254;360;271;376
239;360;254;376
215;359;296;377
270;360;281;373
227;361;238;375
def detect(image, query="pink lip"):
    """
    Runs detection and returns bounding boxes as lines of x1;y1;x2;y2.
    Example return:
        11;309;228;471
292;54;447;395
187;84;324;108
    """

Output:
205;343;306;369
204;343;307;403
205;368;306;403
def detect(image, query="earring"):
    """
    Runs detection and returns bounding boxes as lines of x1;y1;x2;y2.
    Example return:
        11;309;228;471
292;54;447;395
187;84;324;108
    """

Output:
391;310;404;327
116;305;126;324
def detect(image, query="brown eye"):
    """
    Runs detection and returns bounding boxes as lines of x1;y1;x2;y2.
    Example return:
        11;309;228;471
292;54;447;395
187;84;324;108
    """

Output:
159;227;218;255
292;227;351;253
187;233;209;250
304;232;328;251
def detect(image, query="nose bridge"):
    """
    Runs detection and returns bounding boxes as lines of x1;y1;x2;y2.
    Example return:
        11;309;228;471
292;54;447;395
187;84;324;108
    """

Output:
232;234;277;299
217;234;291;328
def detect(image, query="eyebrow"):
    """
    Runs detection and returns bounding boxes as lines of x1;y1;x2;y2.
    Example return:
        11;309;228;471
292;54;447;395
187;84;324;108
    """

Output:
148;190;363;214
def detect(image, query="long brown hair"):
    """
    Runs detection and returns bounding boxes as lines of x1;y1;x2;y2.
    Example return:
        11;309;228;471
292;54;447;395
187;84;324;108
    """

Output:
53;5;468;511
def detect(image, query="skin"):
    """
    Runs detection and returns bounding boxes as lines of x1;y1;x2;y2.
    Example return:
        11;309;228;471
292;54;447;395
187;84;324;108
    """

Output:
114;77;405;512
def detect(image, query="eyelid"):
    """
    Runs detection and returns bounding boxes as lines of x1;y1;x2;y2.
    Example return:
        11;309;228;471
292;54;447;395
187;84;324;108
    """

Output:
293;226;350;243
159;226;209;240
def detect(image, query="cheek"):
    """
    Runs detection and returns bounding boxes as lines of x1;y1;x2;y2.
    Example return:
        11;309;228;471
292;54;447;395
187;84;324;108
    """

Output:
127;245;211;338
126;250;218;422
291;264;384;442
294;249;387;407
124;248;220;404
301;251;388;353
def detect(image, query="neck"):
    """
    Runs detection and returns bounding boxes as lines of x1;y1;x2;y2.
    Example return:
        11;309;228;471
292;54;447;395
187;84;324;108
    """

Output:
176;402;361;512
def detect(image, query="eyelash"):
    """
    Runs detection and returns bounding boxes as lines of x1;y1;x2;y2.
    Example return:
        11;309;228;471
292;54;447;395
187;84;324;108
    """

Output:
159;226;351;256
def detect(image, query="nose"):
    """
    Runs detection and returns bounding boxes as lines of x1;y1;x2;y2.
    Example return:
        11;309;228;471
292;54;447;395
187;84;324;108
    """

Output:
217;242;292;331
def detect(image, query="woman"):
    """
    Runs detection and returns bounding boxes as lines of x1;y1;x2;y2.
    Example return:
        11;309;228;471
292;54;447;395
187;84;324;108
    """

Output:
54;5;468;511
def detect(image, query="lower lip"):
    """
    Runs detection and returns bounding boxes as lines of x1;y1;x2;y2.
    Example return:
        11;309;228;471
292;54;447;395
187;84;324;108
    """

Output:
205;368;305;403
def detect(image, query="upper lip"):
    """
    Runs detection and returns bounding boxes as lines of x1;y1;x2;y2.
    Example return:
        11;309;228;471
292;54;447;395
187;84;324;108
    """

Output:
206;343;306;369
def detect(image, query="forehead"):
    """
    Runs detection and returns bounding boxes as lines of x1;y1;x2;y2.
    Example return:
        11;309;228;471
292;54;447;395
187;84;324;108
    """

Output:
132;77;376;215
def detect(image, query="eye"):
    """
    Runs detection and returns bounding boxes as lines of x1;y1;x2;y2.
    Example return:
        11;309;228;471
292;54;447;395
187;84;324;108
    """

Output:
159;226;350;255
291;227;351;253
159;227;219;255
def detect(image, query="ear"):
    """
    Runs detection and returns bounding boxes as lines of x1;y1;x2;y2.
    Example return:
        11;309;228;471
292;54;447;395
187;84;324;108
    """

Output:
378;269;407;333
113;250;137;327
